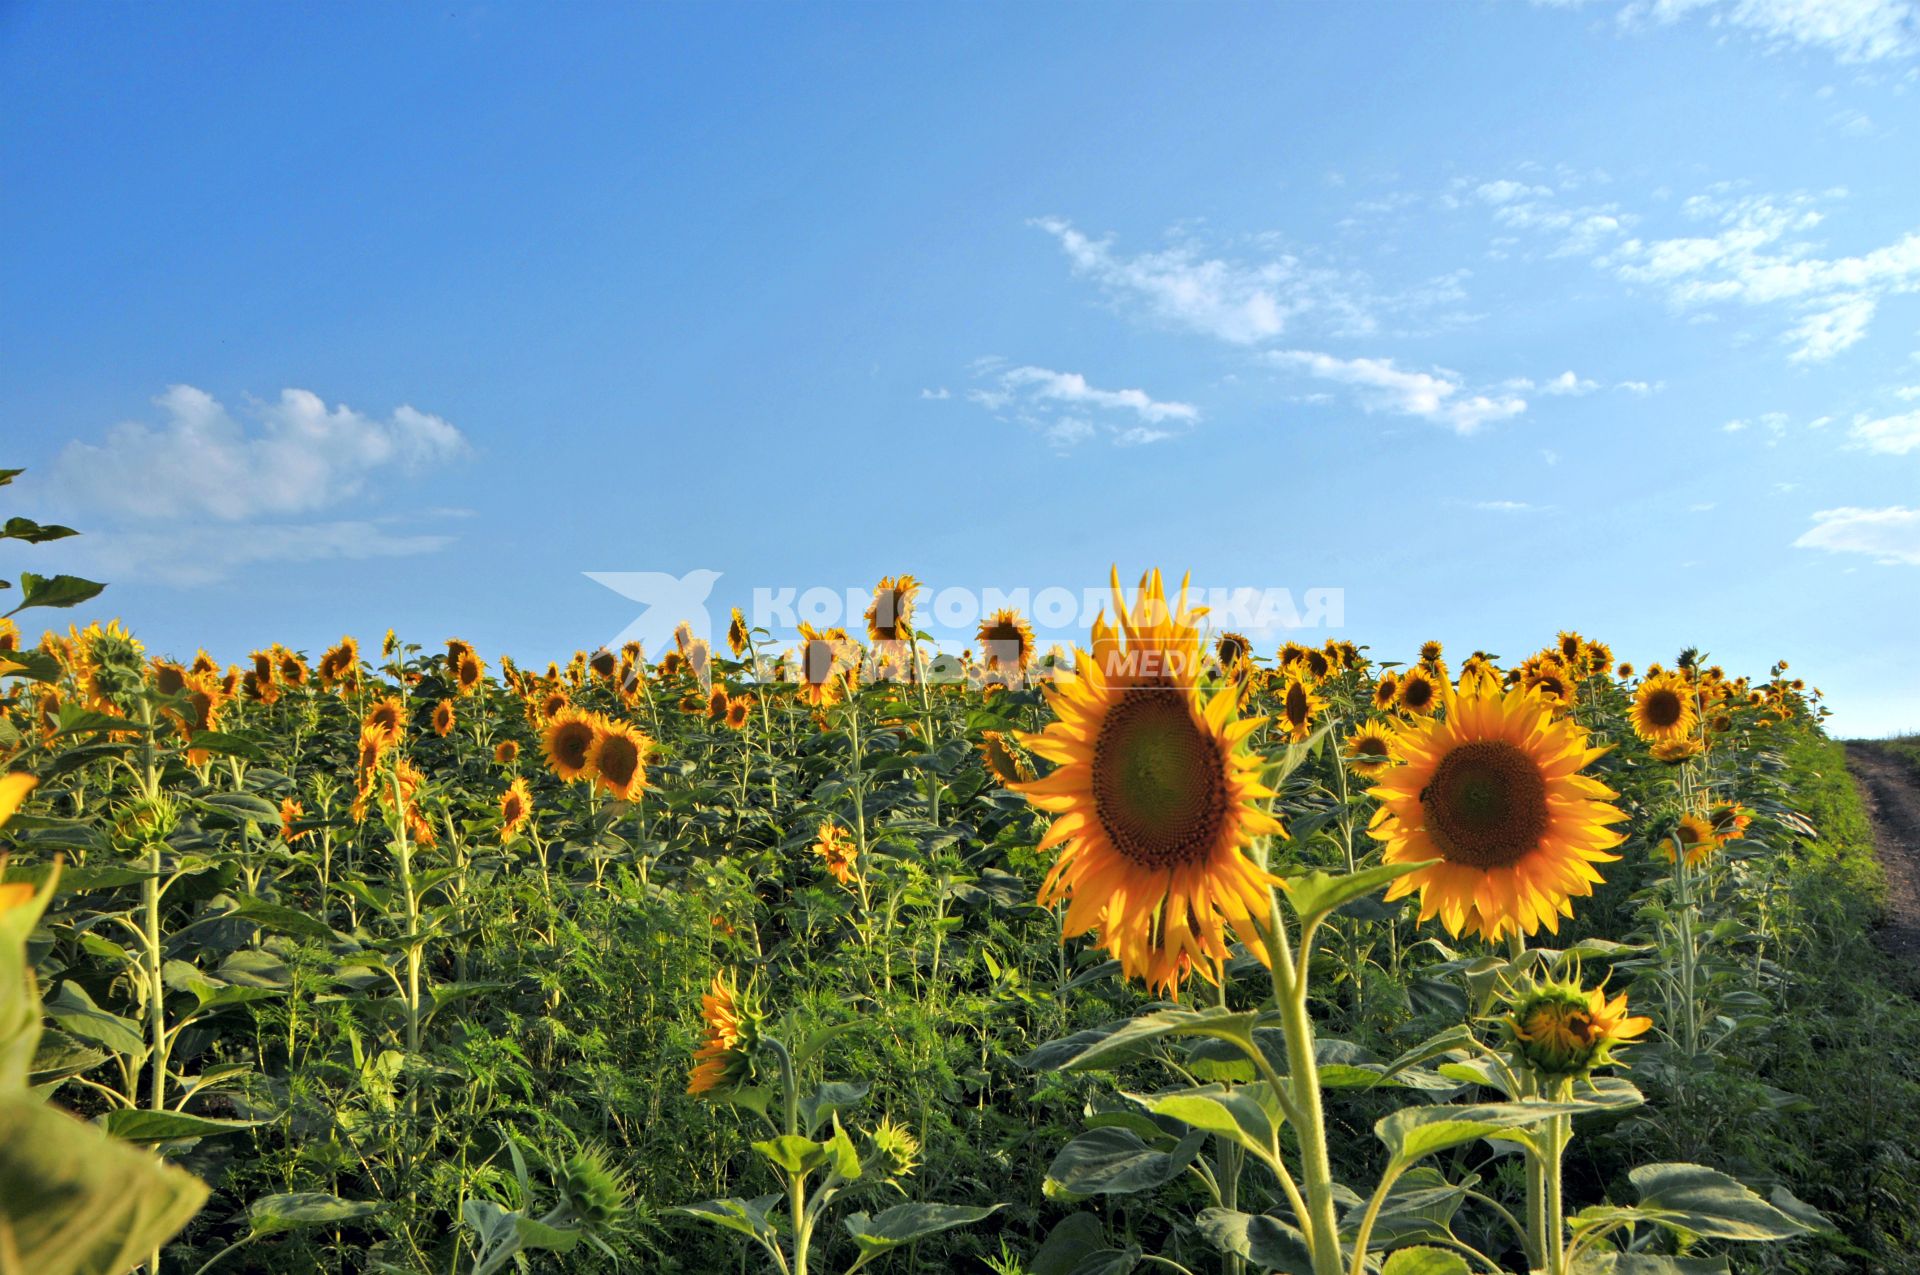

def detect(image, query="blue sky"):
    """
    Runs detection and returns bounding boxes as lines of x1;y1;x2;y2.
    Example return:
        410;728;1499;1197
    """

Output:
4;1;1919;734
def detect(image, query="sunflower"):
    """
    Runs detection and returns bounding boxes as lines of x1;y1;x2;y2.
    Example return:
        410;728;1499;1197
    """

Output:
1617;663;1634;680
977;608;1035;676
280;797;304;843
317;637;360;690
1372;671;1400;711
424;699;452;737
814;819;859;885
364;697;406;748
687;973;753;1097
1631;672;1698;745
727;607;750;658
536;689;570;723
1556;631;1585;665
1661;813;1720;868
500;777;533;842
1397;667;1439;717
1368;677;1627;941
542;708;601;783
150;660;189;698
454;651;485;697
724;695;752;730
278;650;309;687
0;617;18;653
589;719;652;802
866;575;920;643
1277;674;1324;743
1215;631;1252;674
794;624;855;709
1012;569;1284;995
1505;977;1651;1077
1521;654;1575;707
588;648;618;683
706;685;729;721
978;730;1036;784
1419;640;1444;665
494;739;520;765
1344;720;1397;775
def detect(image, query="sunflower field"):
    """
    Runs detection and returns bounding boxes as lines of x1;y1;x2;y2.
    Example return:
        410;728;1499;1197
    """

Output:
4;473;1920;1275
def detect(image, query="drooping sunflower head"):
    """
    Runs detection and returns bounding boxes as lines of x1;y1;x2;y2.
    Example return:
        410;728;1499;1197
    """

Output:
1303;648;1333;681
1278;674;1325;743
727;607;749;658
1651;737;1704;765
499;777;532;842
588;649;619;683
687;972;757;1097
724;695;752;730
1631;672;1698;745
866;575;921;642
589;720;652;802
0;617;18;654
279;797;305;843
978;730;1036;785
1012;568;1283;995
1397;668;1439;717
795;624;855;708
1709;803;1753;842
1504;974;1651;1077
431;699;456;737
814;819;859;884
1368;677;1626;941
542;708;601;783
977;608;1036;675
1344;720;1398;775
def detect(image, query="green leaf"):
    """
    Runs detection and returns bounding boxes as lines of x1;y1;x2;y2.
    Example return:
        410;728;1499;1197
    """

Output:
1381;1249;1470;1275
1025;1006;1261;1073
249;1192;381;1236
226;898;336;942
47;981;146;1056
843;1202;1004;1271
0;648;63;681
1283;859;1437;926
513;1213;581;1252
180;731;267;761
103;1109;263;1144
1570;1257;1730;1275
1627;1162;1818;1242
1133;1084;1283;1162
799;1079;870;1135
752;1134;829;1174
1;516;79;544
670;1194;782;1245
1193;1207;1315;1274
1045;1126;1208;1198
0;1092;209;1275
1341;1166;1473;1249
197;791;282;824
7;571;107;615
1374;1101;1589;1169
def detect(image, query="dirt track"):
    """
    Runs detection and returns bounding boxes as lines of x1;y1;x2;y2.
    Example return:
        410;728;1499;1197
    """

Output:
1845;742;1920;968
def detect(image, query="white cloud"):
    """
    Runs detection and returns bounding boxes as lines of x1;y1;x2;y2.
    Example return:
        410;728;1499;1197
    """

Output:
1596;190;1920;361
50;385;466;521
1476;180;1555;205
37;385;467;583
1268;350;1528;434
1795;505;1920;565
1473;500;1548;512
1033;217;1296;343
1614;0;1920;64
1544;370;1601;395
1616;380;1661;393
1849;408;1920;453
919;386;951;400
965;364;1199;449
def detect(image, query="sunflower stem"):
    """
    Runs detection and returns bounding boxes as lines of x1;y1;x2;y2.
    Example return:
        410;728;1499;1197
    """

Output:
1265;890;1345;1275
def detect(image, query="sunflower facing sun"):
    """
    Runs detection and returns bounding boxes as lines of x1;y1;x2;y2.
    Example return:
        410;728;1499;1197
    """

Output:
1632;672;1698;745
1368;678;1627;941
1013;568;1283;995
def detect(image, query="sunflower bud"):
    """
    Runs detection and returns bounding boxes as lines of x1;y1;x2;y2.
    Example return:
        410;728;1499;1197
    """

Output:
111;796;178;853
560;1144;629;1226
1503;976;1651;1078
868;1117;919;1180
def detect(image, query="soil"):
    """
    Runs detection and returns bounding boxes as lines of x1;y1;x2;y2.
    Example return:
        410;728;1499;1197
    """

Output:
1844;741;1920;969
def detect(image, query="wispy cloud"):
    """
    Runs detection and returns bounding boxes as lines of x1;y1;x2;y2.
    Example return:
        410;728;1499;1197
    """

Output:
1503;370;1603;395
1849;408;1920;453
38;385;467;583
1472;499;1551;512
963;363;1199;449
1613;0;1920;65
1268;350;1528;434
1795;505;1920;565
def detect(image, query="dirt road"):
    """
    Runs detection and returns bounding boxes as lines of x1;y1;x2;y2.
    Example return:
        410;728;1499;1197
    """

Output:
1845;741;1920;968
